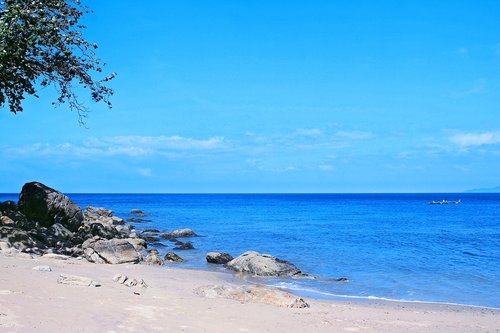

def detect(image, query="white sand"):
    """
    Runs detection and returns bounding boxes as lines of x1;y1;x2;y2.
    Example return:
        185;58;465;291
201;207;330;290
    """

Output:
0;254;498;333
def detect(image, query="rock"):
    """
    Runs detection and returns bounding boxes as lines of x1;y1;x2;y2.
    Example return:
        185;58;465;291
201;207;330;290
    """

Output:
0;200;18;212
57;274;101;287
47;223;74;240
195;285;309;308
141;235;160;243
42;253;69;260
65;246;83;257
113;274;148;288
143;229;160;233
115;225;133;234
206;251;233;264
33;265;52;272
159;228;197;239
83;222;121;240
335;277;349;282
126;217;152;223
22;247;37;254
0;241;12;252
81;206;129;240
18;182;83;231
113;274;128;284
164;252;184;263
144;251;163;265
38;223;75;247
124;278;138;287
0;202;35;230
84;206;113;220
0;215;14;225
0;226;41;251
126;237;147;251
82;237;141;264
173;242;194;250
130;209;146;217
226;251;302;277
111;216;125;225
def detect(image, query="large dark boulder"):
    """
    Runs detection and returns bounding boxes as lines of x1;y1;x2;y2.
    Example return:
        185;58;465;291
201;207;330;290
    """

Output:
18;182;83;231
226;251;303;277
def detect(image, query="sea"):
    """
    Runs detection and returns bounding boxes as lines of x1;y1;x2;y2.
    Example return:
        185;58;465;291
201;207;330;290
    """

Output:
1;193;499;308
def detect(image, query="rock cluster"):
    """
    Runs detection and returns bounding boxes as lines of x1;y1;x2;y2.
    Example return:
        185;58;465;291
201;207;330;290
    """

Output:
0;181;202;270
112;274;148;288
2;182;322;298
0;182;142;262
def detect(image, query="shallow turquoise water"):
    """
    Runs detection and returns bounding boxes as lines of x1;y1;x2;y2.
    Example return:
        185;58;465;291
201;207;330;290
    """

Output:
2;193;499;308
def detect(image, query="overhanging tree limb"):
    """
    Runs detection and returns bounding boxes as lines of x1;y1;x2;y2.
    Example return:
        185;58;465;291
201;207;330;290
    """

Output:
0;0;115;124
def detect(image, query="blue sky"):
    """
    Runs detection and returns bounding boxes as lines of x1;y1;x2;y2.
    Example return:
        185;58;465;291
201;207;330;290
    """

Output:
1;1;499;193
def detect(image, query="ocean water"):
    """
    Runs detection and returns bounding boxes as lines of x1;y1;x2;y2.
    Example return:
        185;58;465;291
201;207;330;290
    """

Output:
1;193;499;308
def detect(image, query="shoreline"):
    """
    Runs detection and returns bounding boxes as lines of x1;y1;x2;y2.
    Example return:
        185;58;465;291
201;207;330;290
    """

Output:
2;188;498;310
1;253;498;332
164;264;500;311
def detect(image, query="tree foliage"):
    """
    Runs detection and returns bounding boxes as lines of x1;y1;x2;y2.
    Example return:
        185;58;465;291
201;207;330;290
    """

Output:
0;0;115;123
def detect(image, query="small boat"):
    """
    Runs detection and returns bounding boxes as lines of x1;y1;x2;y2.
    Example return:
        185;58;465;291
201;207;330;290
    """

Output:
428;199;461;205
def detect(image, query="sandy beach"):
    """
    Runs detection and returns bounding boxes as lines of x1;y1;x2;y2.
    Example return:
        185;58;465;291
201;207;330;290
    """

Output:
0;254;498;333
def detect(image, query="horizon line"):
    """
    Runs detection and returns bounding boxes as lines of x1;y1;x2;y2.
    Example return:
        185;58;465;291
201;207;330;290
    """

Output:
0;191;493;195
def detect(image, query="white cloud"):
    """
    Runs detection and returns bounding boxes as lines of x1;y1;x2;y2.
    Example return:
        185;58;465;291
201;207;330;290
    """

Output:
294;128;323;137
397;151;412;159
5;135;227;158
88;135;225;152
450;131;500;148
335;131;373;140
245;159;298;173
318;164;335;171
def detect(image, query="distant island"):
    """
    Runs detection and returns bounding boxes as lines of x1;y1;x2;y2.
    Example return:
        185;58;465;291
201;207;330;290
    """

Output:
464;186;500;193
